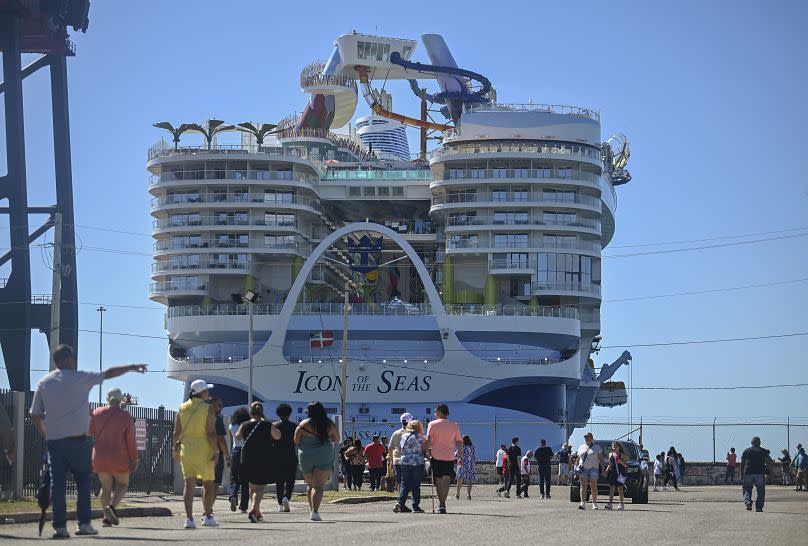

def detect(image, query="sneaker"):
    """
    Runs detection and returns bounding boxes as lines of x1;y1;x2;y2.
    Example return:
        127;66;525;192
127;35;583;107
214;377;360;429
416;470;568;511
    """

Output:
412;506;424;513
592;503;598;510
282;497;290;512
76;524;99;536
617;504;625;511
110;505;120;525
504;492;510;498
53;527;70;539
516;494;522;498
523;494;530;498
393;503;401;513
184;518;196;529
756;508;763;512
438;506;447;514
103;505;119;526
578;502;585;510
310;511;321;522
546;495;551;499
201;514;220;527
745;503;752;511
249;510;260;523
653;487;659;492
102;518;113;527
277;505;285;513
604;503;613;510
399;505;412;513
496;489;501;497
257;512;263;522
240;509;248;514
230;496;237;512
541;494;545;499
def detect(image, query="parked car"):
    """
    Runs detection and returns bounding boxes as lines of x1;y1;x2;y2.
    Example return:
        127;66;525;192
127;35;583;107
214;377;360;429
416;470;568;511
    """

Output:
569;439;650;503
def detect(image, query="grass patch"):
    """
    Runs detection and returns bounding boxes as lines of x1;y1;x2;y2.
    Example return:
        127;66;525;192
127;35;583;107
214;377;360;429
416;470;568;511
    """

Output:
0;497;115;515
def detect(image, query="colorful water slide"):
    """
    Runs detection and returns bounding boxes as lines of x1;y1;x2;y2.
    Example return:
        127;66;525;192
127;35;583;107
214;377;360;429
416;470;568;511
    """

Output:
298;49;358;131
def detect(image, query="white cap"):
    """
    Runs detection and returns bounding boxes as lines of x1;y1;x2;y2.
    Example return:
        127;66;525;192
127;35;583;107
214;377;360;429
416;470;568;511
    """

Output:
107;387;123;403
189;379;214;395
400;412;414;423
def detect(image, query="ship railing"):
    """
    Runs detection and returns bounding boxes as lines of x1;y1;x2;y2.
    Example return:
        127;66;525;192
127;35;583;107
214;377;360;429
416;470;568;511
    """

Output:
153;240;308;252
532;282;602;297
462;102;600;122
173;355;248;365
149;281;207;293
481;356;565;365
149;169;318;187
147;142;315;162
300;72;358;91
322;169;432;181
445;305;578;319
153;216;298;230
150;192;322;212
152;260;251;273
430;141;601;161
437;168;600;184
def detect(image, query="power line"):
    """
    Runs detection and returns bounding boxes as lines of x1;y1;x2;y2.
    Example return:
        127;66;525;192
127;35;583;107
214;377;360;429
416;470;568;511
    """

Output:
602;277;808;303
609;226;808;249
631;383;808;391
602;232;808;258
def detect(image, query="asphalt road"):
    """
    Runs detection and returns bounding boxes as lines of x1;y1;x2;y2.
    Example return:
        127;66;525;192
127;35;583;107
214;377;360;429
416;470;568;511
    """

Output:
1;486;806;544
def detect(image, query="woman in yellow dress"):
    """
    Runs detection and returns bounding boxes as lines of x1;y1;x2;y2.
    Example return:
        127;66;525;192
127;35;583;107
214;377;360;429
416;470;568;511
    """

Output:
173;380;219;529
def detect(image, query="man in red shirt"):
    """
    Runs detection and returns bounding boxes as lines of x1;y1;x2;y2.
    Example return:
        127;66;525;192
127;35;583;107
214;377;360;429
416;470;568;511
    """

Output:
363;436;386;491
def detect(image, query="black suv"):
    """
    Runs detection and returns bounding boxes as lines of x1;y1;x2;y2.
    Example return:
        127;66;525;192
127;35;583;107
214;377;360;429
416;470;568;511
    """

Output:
569;440;650;504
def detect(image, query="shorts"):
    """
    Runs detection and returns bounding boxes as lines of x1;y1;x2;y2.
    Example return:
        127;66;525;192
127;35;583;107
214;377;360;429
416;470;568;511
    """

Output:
559;463;568;474
180;455;215;482
431;458;454;478
578;467;599;481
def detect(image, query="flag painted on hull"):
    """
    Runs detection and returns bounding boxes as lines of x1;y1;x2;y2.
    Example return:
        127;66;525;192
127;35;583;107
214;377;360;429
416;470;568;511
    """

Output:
310;331;334;348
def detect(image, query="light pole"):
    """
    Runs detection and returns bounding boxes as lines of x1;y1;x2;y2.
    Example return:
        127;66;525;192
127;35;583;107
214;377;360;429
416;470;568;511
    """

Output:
97;306;106;405
242;290;260;405
340;283;351;433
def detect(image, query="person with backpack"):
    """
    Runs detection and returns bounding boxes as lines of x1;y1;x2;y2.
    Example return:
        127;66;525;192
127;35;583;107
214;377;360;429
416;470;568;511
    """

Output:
236;402;281;522
663;448;680;491
791;445;807;491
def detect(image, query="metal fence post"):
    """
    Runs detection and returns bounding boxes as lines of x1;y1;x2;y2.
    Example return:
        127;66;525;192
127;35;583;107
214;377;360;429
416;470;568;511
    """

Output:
712;418;716;464
787;417;790;450
12;391;25;499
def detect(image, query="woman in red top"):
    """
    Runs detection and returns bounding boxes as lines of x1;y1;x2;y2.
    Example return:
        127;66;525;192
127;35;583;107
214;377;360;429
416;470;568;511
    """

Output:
89;388;138;526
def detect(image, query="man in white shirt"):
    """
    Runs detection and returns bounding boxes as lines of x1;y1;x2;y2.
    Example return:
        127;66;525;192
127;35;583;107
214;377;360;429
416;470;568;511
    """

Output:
519;450;533;498
388;412;413;492
495;444;506;487
30;345;147;539
576;432;604;510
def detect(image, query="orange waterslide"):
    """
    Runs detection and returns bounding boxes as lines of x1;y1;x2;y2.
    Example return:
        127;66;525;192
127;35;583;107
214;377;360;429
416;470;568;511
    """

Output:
355;65;451;132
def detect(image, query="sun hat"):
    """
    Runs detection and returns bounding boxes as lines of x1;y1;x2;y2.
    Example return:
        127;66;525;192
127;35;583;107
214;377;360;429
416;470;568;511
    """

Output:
189;379;214;395
107;387;123;403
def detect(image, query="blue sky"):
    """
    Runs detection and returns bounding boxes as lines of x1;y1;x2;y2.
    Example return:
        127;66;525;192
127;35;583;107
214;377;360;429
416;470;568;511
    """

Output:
1;0;806;420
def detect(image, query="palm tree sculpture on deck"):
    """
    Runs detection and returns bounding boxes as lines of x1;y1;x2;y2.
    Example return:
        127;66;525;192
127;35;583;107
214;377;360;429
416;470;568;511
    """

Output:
153;121;193;149
186;119;236;149
237;122;279;148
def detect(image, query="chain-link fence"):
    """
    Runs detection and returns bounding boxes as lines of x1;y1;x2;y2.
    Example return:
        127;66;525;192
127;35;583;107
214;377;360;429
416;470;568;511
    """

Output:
0;388;176;498
348;417;808;463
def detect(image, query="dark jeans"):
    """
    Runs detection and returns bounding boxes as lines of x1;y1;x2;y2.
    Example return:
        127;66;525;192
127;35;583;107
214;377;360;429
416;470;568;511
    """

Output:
505;470;521;494
725;466;736;483
214;451;224;485
228;447;248;511
743;474;765;510
663;469;678;488
351;465;365;489
47;438;92;529
276;464;297;504
399;464;424;508
342;463;352;488
368;467;384;490
496;466;503;484
538;466;552;496
518;474;530;496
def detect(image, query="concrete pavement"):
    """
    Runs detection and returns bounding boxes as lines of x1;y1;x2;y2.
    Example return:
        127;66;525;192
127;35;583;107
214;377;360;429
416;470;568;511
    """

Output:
0;486;806;544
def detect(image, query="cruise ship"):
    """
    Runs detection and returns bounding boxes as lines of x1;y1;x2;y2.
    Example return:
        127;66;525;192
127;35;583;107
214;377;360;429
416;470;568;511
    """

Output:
148;32;633;448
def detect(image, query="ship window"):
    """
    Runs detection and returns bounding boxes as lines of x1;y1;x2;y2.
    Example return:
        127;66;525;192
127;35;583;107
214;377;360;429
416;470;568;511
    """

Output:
543;211;576;225
363;187;375;197
402;45;413;59
492;188;507;202
494;233;528;248
510;278;531;297
377;186;389;196
391;408;406;415
349;187;361;197
324;408;337;414
392;187;404;196
544;189;576;202
537;253;593;284
544;234;576;248
359;407;370;414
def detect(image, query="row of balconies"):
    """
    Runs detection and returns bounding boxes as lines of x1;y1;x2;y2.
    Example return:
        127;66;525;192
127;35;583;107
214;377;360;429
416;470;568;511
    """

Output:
434;168;599;184
153;239;308;253
431;191;601;208
149;168;318;188
150;192;322;212
430;141;602;162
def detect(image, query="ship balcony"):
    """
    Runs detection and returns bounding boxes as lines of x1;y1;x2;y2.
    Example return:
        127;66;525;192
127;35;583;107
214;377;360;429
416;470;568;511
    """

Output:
488;258;533;274
429;141;603;167
532;281;601;300
150;193;322;214
148;169;317;192
429;169;600;189
151;260;253;278
153;240;310;257
149;280;207;301
152;217;301;235
430;192;601;213
579;307;601;330
147;143;317;166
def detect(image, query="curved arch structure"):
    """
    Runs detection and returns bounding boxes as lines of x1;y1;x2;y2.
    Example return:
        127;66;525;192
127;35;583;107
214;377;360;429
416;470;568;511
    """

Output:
268;222;449;350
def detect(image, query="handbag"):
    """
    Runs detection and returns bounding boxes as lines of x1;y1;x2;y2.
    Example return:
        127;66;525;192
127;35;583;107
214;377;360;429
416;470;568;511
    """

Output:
616;467;627;485
240;420;266;465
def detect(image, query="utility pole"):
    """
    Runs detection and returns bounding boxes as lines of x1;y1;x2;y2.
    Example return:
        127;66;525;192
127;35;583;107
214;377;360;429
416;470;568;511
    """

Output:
340;283;351;432
419;88;428;161
97;306;105;404
248;297;254;406
48;213;63;369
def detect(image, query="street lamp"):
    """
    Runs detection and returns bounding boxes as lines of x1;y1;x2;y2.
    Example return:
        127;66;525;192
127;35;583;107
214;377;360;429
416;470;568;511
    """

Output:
242;289;260;405
97;306;106;405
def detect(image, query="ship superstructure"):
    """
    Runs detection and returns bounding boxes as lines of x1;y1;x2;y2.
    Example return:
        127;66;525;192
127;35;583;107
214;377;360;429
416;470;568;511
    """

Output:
148;32;632;447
